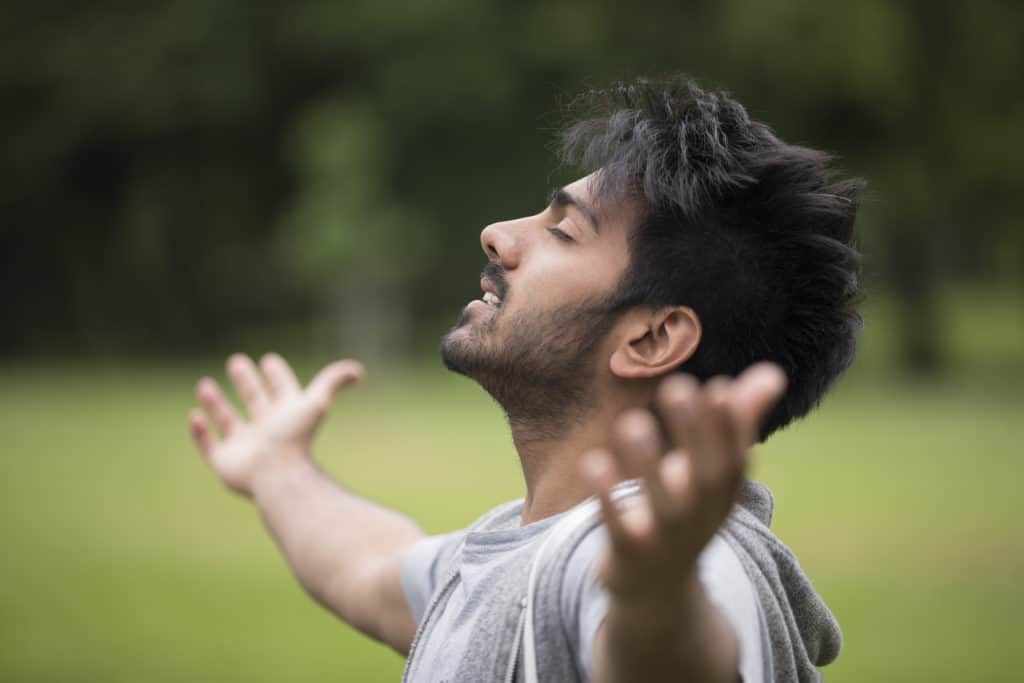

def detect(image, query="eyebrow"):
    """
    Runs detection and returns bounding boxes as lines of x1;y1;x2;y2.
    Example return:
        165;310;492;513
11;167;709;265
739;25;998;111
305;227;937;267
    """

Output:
547;187;600;233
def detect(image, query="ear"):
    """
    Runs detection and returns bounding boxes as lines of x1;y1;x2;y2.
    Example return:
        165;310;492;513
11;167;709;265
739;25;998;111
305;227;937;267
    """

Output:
609;306;701;379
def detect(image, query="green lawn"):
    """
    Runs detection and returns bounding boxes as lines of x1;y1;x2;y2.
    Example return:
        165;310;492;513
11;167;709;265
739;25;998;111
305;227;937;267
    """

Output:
1;361;1022;682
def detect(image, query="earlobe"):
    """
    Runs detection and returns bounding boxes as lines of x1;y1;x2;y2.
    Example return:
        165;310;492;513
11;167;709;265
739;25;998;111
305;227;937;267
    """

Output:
609;307;701;379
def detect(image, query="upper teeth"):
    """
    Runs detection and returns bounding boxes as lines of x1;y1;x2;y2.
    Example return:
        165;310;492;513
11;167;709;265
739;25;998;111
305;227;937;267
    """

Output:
483;292;502;306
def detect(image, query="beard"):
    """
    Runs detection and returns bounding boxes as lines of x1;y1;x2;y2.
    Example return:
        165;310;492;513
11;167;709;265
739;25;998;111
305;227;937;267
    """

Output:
440;292;620;440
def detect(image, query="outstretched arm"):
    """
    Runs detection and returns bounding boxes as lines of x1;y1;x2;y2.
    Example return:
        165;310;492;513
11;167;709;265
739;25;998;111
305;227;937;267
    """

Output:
583;363;787;683
189;353;424;654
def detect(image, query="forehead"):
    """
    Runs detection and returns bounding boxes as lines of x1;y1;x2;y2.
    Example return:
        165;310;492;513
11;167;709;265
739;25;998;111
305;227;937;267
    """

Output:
562;174;598;203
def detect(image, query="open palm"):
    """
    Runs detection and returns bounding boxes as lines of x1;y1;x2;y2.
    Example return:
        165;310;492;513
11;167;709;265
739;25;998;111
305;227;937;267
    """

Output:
189;353;364;497
582;363;786;600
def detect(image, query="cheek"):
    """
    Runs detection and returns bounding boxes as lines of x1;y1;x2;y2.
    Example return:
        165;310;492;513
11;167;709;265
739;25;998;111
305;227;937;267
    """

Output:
564;249;630;299
516;264;623;313
507;233;630;311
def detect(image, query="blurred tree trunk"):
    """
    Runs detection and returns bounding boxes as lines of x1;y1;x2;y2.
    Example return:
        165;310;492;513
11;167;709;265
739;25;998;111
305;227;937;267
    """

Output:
885;225;942;374
317;263;412;365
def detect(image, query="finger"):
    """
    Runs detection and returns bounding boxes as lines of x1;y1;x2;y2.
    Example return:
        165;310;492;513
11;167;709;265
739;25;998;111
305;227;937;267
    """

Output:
608;409;652;480
196;377;241;436
306;360;366;417
655;373;700;452
728;363;788;446
688;376;741;488
260;353;301;399
227;353;270;418
659;450;697;519
189;408;217;457
613;410;677;520
581;448;632;549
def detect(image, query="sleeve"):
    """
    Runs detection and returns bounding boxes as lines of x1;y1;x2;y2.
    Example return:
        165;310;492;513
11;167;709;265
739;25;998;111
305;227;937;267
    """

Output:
400;530;466;625
561;530;769;683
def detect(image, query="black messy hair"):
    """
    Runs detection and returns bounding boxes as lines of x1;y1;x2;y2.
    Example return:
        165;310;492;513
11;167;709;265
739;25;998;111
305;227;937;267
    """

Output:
561;76;865;441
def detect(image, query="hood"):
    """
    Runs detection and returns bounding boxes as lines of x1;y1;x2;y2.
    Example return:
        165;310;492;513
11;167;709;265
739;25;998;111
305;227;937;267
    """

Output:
724;480;843;681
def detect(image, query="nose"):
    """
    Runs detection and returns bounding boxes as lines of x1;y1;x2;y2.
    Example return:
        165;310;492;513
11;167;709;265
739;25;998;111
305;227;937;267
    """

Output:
480;220;521;270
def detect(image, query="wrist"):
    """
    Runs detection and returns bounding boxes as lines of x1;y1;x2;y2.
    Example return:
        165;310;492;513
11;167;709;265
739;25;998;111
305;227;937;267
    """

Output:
601;573;738;682
250;450;318;503
608;570;703;633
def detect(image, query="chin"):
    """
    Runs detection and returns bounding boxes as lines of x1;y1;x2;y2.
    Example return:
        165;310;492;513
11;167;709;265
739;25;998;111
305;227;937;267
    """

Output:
440;322;496;376
439;329;472;375
439;298;507;374
440;313;474;370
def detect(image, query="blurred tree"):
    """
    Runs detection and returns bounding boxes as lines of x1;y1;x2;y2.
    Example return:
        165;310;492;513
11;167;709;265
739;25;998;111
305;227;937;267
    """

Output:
1;0;1021;367
276;97;437;359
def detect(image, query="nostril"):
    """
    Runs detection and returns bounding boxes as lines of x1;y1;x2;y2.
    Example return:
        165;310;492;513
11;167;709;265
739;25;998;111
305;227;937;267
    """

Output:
480;222;518;268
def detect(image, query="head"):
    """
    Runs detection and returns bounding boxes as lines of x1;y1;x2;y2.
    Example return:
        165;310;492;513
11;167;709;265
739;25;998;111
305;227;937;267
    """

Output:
440;175;636;440
442;75;864;442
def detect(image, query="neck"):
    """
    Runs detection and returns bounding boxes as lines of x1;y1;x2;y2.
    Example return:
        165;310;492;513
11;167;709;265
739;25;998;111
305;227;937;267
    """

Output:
509;382;651;525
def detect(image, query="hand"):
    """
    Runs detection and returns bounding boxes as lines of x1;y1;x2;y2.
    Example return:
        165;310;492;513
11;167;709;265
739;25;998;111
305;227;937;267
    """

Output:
188;353;365;498
581;362;786;605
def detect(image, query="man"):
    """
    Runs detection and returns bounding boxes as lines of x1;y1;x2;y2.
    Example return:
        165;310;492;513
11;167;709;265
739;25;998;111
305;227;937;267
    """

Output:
189;76;862;682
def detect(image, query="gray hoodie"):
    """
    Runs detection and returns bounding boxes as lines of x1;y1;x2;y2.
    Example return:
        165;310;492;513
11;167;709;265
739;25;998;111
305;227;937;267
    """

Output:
402;480;841;682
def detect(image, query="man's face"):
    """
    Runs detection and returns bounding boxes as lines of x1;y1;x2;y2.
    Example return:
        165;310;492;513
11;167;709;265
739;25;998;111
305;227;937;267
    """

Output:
440;174;634;427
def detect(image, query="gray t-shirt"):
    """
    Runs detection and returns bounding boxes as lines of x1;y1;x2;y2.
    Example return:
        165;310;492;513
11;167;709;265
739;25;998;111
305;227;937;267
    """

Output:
402;501;769;682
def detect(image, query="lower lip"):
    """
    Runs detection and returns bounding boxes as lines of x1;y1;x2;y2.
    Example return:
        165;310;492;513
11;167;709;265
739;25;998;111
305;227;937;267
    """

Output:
466;299;497;313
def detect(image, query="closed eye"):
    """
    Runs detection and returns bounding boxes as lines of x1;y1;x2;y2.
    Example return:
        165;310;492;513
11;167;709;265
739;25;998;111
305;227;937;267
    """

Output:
547;226;575;243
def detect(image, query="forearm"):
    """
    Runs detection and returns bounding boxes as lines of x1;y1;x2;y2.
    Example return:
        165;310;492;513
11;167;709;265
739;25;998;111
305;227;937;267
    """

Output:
593;574;739;683
252;456;424;647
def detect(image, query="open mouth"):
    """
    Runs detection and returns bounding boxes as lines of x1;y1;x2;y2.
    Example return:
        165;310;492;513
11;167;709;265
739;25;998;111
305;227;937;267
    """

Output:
479;273;504;309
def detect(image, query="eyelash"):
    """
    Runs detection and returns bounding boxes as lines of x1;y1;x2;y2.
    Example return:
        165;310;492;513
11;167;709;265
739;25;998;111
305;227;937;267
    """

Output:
547;226;574;243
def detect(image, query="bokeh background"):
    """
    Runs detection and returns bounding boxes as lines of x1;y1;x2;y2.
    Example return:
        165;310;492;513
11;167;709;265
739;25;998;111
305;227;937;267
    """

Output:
2;2;1022;681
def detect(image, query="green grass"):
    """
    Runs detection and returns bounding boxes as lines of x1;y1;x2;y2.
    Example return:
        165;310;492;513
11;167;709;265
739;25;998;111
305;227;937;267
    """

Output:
1;359;1022;682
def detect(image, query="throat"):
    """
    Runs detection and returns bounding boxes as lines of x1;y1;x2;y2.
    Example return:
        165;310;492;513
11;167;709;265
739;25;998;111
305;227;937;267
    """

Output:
513;415;617;525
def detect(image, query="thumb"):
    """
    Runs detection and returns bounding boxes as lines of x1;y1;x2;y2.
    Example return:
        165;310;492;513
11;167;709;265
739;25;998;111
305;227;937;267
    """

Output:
306;360;366;415
730;362;787;446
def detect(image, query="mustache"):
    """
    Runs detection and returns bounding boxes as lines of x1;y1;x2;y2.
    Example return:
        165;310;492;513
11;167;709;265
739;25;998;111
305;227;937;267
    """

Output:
481;262;509;300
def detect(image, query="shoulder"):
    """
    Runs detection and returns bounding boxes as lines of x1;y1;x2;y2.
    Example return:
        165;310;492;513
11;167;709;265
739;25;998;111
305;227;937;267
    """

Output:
401;496;526;624
699;534;769;683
